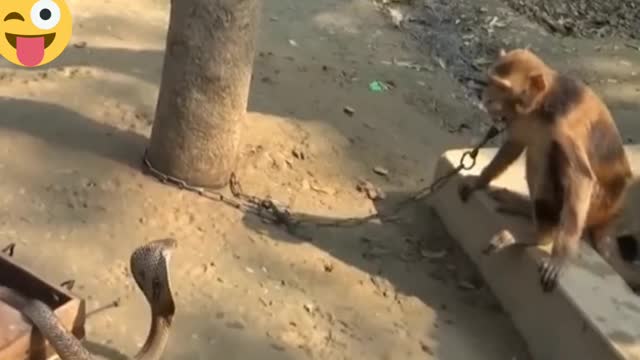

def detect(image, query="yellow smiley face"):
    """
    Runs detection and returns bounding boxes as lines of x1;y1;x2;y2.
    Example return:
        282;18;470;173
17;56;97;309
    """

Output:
0;0;72;67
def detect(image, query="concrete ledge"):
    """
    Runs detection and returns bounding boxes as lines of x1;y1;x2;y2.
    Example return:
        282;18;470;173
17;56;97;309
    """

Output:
431;146;640;360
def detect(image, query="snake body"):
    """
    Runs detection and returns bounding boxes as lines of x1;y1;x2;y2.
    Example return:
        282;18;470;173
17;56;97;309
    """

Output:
0;238;177;360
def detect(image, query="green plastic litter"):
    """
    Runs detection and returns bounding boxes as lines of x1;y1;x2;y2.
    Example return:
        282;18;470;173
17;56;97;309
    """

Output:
368;81;386;92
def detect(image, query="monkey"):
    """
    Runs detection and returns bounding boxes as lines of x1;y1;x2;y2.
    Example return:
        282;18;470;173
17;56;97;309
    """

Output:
457;48;633;293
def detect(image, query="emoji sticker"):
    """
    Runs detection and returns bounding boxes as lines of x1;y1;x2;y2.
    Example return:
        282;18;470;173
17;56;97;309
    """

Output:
0;0;72;67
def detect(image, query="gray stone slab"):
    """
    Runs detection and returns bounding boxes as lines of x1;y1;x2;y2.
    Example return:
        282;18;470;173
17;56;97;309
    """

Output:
431;146;640;360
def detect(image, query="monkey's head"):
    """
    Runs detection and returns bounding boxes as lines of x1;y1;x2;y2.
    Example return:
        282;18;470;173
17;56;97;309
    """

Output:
482;48;552;123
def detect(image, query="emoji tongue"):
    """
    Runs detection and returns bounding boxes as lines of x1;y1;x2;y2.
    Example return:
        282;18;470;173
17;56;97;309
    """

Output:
16;36;45;67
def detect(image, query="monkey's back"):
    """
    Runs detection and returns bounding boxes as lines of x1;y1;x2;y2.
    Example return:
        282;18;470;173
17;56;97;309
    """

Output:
556;82;632;226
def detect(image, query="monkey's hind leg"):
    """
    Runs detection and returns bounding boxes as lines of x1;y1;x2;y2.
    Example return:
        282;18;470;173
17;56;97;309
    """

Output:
539;237;579;293
538;191;591;293
487;188;532;220
589;223;616;261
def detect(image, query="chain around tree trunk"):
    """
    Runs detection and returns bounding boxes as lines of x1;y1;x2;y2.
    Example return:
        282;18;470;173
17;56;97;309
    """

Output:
141;126;503;237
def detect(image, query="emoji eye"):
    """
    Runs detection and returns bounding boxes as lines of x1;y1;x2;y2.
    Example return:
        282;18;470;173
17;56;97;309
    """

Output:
30;0;61;30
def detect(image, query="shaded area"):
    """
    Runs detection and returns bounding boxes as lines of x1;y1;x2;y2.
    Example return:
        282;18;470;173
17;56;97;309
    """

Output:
0;97;147;170
401;0;640;135
51;46;163;85
84;341;128;360
83;311;302;359
1;0;639;358
240;188;531;359
501;0;639;38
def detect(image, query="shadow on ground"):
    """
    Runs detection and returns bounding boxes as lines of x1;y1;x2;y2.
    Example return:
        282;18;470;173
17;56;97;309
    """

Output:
0;97;147;170
1;3;639;356
83;310;300;359
240;187;528;358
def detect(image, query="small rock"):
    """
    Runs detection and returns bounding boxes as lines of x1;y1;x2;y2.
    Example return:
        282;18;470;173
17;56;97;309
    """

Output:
420;249;447;259
387;7;404;27
343;106;355;116
301;178;311;190
372;166;389;176
292;148;305;160
356;179;387;200
259;297;270;307
73;41;87;48
284;158;293;168
310;182;336;195
261;76;275;84
356;178;385;200
303;303;314;314
420;341;434;355
457;280;478;290
225;321;245;330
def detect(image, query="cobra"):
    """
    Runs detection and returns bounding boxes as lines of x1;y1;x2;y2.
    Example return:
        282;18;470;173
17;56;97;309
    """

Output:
0;238;177;360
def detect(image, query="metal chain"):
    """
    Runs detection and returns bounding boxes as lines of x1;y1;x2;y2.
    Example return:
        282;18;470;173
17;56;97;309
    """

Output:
141;126;503;236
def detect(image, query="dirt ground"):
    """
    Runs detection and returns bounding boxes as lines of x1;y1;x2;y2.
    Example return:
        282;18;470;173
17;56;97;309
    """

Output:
2;0;640;359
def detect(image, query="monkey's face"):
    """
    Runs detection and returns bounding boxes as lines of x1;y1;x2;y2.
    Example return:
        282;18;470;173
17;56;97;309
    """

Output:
484;49;550;119
481;78;518;123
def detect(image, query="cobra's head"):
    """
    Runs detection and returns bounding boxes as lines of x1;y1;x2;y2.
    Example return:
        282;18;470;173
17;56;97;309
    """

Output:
130;238;177;319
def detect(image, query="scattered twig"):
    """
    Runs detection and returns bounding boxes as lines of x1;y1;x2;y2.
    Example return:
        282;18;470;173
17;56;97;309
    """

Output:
1;242;15;257
60;279;75;291
86;298;121;319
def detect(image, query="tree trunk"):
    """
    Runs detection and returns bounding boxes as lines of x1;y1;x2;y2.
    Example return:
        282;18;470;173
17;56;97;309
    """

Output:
147;0;261;188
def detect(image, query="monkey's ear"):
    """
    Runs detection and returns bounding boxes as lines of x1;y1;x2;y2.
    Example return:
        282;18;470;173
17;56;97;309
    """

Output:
528;73;546;94
498;48;506;57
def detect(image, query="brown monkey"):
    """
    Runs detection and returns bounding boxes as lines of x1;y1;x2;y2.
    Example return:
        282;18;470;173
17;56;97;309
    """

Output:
458;48;633;292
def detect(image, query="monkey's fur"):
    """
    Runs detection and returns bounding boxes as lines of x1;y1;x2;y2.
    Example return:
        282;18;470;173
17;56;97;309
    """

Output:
458;48;633;292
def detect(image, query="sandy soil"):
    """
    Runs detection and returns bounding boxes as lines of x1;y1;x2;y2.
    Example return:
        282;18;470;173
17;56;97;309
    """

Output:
1;0;639;359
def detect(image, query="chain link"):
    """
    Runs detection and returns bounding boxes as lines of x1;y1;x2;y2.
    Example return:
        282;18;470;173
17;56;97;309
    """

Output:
141;126;503;237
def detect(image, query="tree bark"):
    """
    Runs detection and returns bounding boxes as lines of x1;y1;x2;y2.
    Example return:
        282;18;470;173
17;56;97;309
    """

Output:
147;0;261;188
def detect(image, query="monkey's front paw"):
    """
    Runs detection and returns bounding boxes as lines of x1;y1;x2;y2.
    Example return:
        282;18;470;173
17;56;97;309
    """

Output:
538;258;565;293
483;229;516;255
